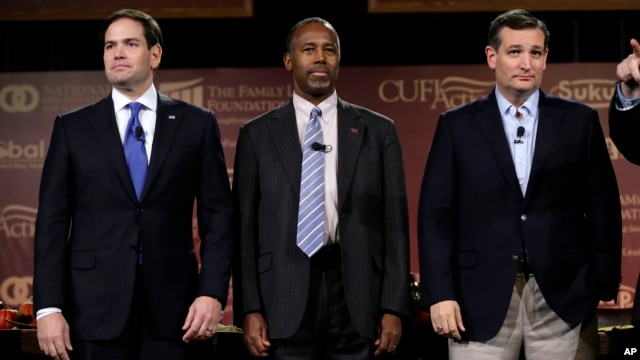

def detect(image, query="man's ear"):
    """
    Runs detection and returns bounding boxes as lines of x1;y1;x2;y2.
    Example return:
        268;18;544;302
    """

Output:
151;44;162;71
485;45;497;70
283;53;292;71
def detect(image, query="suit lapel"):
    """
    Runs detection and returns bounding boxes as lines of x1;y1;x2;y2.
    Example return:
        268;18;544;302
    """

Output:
144;93;181;200
337;99;364;209
270;102;304;194
475;92;520;187
87;96;139;202
525;91;564;202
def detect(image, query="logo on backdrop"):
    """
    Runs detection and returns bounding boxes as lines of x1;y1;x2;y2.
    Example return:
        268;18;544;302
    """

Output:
599;284;636;309
548;79;616;109
378;77;495;109
0;140;46;170
0;276;32;307
159;78;205;107
0;84;39;113
376;77;616;110
0;204;37;238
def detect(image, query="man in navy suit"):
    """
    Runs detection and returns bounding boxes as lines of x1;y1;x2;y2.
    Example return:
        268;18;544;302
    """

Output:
233;17;411;359
33;9;233;360
418;9;621;359
608;37;640;329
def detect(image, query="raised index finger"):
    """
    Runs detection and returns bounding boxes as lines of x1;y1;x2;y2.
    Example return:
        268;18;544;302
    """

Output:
631;38;640;59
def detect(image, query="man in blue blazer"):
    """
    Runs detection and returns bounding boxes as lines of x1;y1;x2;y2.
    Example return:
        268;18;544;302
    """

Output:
418;9;621;359
233;17;411;359
608;37;640;329
33;9;233;360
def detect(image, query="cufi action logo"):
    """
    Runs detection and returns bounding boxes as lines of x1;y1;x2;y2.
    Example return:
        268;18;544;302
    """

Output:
0;84;39;113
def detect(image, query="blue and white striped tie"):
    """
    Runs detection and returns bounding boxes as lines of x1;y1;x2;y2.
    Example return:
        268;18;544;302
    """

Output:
297;107;324;257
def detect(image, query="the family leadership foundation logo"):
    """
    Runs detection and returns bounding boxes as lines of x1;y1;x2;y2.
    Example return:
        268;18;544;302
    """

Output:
159;78;204;107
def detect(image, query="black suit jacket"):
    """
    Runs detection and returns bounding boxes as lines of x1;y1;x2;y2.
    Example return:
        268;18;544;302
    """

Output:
33;92;234;341
232;98;411;340
608;92;640;327
418;89;622;341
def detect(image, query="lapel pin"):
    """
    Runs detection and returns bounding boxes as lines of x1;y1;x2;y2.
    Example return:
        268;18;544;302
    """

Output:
168;115;176;119
351;128;358;134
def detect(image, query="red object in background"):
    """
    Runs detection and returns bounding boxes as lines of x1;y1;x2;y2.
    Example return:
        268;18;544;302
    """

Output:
18;297;35;325
0;309;18;330
19;297;34;318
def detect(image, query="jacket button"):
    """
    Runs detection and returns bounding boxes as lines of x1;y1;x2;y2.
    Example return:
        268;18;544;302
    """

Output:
130;245;137;252
520;214;527;221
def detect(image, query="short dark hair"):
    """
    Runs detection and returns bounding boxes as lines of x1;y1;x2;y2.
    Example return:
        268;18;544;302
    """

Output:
100;9;163;49
487;9;550;51
285;17;341;56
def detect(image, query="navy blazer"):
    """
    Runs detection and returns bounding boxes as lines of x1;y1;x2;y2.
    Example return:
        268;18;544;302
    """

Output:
418;89;621;341
34;92;234;341
232;98;411;340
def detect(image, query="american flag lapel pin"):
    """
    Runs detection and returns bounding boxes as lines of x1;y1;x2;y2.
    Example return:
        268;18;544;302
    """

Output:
351;128;358;134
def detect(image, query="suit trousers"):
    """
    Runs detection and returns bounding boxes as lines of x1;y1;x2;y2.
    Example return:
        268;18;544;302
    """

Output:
448;274;598;360
270;245;373;360
71;265;213;360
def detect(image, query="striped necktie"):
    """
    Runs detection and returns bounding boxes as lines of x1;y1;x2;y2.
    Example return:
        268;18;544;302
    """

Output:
297;107;325;257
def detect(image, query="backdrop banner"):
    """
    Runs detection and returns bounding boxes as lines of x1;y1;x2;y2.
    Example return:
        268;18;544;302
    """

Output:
0;63;637;324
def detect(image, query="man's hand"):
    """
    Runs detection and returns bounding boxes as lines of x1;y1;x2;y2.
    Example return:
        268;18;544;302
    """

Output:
37;312;72;360
617;38;640;99
374;313;402;356
181;295;223;343
242;312;270;357
429;300;465;340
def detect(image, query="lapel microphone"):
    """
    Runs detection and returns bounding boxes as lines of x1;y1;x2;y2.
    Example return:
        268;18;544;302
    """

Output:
514;126;525;144
311;142;332;153
135;126;145;143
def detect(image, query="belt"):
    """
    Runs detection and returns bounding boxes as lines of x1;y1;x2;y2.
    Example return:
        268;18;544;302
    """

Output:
513;255;533;280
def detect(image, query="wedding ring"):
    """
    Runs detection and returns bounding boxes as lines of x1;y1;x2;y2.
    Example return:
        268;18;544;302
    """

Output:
436;326;444;334
206;328;213;333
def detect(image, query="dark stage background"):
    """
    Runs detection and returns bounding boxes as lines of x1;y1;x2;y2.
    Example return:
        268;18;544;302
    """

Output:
1;1;640;72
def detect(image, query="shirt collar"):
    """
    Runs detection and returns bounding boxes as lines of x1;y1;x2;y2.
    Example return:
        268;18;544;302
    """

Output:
292;90;338;124
111;85;158;112
495;87;539;120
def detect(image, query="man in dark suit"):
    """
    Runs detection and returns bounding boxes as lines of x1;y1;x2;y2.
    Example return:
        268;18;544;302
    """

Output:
608;37;640;329
232;17;411;359
418;9;621;359
33;9;234;360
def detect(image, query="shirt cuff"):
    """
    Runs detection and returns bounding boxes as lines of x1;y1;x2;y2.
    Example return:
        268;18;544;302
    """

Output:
36;307;62;320
616;82;640;111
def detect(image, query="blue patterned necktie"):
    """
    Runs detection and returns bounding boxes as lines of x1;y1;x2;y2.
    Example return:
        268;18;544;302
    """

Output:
123;102;147;201
297;107;325;257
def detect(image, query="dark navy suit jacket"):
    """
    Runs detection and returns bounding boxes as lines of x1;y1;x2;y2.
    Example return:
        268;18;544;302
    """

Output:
34;92;234;341
418;89;622;341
